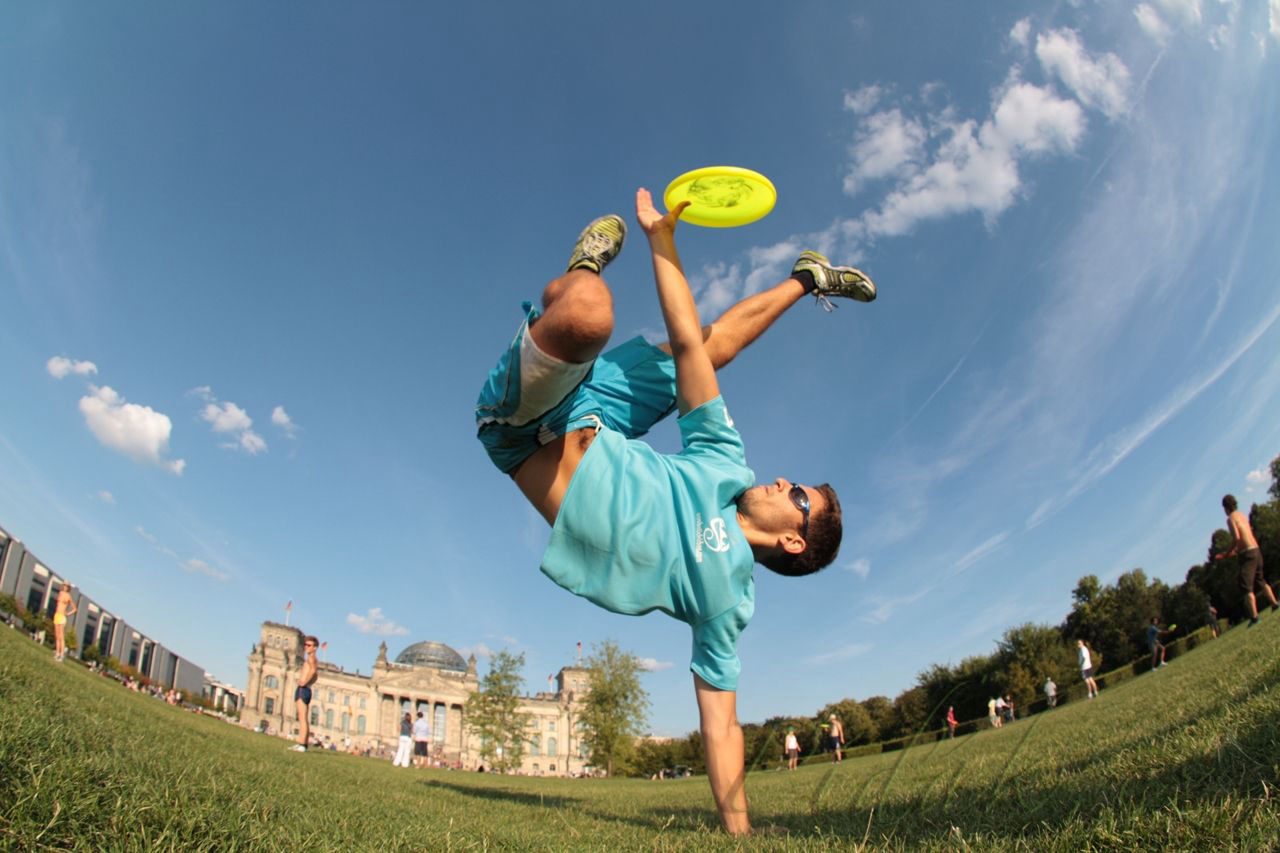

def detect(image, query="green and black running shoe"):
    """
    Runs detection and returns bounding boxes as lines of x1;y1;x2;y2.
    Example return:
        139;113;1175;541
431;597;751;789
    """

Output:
792;250;876;310
566;214;627;275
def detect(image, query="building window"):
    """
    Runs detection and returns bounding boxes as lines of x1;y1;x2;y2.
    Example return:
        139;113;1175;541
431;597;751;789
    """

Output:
265;675;279;688
533;763;539;773
359;696;366;710
341;712;350;732
328;690;335;703
548;762;556;773
325;709;334;729
434;704;447;743
264;697;275;715
529;735;541;756
548;720;556;732
357;715;366;734
343;695;350;706
311;707;319;726
547;737;557;756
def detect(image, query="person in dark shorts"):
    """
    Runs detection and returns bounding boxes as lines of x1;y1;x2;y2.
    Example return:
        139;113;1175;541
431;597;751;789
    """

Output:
290;635;319;752
827;715;845;762
1147;618;1170;669
412;710;432;767
1215;494;1278;626
1205;603;1220;638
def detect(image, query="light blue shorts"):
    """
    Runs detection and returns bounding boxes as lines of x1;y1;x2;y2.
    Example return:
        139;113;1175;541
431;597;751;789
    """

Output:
476;301;677;474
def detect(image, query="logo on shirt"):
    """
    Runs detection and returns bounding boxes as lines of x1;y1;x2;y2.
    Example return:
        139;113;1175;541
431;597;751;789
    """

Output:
694;513;731;563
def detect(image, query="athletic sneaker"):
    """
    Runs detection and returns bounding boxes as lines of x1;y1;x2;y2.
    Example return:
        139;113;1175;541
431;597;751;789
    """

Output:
566;214;626;275
289;744;307;752
792;250;876;311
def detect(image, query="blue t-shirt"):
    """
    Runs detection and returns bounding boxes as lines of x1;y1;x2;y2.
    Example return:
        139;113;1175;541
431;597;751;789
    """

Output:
541;396;756;690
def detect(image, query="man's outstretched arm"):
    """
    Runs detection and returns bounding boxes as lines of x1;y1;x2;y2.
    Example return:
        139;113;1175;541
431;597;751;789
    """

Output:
694;674;749;835
635;188;718;415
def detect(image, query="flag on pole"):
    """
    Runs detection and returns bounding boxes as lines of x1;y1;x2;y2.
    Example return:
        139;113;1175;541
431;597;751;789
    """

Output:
284;600;292;626
547;675;553;690
576;641;582;663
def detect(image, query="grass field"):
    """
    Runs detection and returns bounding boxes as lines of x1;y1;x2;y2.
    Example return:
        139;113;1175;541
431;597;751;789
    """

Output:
3;620;1280;851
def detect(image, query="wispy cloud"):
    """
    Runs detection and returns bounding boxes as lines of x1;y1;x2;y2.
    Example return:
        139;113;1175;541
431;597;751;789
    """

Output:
952;531;1010;575
1035;28;1131;120
845;557;871;579
271;405;298;438
861;586;934;625
458;642;493;659
96;490;116;505
135;525;228;580
806;643;872;666
346;607;410;636
181;558;229;582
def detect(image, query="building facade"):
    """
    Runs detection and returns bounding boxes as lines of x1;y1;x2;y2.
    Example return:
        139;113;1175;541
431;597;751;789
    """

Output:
0;522;206;694
239;621;592;775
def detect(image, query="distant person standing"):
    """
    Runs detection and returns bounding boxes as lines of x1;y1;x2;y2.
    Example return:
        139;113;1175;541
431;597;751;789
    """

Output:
1215;494;1278;626
784;727;800;771
987;697;1000;729
393;712;413;767
1147;618;1170;669
51;584;77;662
1002;695;1015;723
1078;640;1100;699
1044;677;1057;709
994;695;1007;726
827;715;844;763
945;706;957;738
290;635;319;752
1205;603;1220;638
412;710;432;768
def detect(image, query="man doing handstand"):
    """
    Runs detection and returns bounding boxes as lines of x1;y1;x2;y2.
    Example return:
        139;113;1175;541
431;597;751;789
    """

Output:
475;189;875;835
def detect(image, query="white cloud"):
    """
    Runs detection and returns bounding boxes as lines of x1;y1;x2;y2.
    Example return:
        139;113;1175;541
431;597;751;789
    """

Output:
271;405;298;438
806;643;872;666
843;84;883;115
79;385;185;475
181;558;229;582
1010;18;1031;48
862;586;934;624
135;525;158;544
196;392;267;455
846;557;871;579
458;642;494;659
96;490;115;504
1035;28;1131;120
1154;0;1202;28
844;108;927;195
346;607;410;636
637;657;674;672
46;356;98;379
1245;467;1268;493
952;531;1010;574
1135;4;1173;43
857;78;1084;238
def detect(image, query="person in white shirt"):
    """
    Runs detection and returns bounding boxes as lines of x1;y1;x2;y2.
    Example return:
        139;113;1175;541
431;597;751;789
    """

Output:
1044;677;1057;709
1077;639;1100;699
412;711;432;768
784;727;800;771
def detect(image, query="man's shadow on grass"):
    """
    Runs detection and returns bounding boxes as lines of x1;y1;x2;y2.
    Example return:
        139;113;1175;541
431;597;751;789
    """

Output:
420;779;582;810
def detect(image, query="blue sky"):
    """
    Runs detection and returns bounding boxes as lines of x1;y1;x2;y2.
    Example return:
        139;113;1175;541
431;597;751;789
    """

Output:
3;2;1279;734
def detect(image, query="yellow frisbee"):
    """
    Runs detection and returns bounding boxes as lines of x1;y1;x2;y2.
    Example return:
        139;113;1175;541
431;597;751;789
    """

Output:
663;166;777;227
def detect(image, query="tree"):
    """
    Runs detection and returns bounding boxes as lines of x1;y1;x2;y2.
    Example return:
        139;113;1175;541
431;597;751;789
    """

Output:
1269;453;1280;502
818;698;876;746
860;696;896;739
578;640;650;777
464;650;531;773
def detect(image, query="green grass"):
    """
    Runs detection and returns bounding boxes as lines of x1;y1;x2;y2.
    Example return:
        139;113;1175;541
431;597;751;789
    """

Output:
3;620;1280;851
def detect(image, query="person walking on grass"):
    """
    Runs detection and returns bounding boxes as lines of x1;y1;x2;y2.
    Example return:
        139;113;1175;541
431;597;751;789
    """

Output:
784;727;800;771
474;190;874;835
1078;639;1100;699
1205;602;1220;639
1215;494;1278;627
412;710;432;768
1147;618;1170;669
51;584;76;662
988;696;1000;729
1044;676;1057;709
946;705;958;738
827;715;846;762
393;712;413;768
289;635;319;752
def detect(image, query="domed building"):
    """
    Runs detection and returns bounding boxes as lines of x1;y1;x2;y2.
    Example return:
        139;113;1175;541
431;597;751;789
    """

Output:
240;621;591;775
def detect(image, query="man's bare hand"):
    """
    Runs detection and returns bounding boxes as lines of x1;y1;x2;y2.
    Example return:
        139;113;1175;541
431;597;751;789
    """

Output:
636;188;689;238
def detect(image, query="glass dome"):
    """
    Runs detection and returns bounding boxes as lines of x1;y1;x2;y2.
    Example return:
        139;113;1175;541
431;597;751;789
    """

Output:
394;641;468;672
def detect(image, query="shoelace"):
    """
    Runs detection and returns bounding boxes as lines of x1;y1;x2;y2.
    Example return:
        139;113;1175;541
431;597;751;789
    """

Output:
814;292;837;312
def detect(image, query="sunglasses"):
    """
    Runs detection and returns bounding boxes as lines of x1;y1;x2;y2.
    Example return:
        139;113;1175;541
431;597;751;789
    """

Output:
789;484;811;541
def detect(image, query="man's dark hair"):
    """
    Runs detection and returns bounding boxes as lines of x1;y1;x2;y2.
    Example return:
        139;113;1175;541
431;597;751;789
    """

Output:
304;635;319;647
761;483;842;577
1223;494;1237;512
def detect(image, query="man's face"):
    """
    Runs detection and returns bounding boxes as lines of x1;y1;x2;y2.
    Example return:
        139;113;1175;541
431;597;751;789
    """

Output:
738;478;823;542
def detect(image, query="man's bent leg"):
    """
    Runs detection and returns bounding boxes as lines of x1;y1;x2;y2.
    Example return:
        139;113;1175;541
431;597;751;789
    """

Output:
296;699;309;746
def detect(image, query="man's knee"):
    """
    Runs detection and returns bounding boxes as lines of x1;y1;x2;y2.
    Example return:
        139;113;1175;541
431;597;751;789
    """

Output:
535;272;614;361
